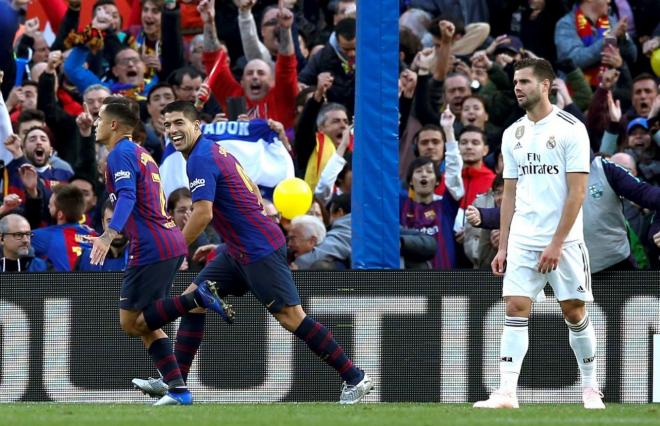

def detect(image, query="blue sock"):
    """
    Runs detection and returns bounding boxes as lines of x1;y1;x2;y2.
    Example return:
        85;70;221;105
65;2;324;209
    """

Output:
294;316;362;385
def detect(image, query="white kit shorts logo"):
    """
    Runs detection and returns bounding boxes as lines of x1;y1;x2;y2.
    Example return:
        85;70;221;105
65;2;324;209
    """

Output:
114;170;131;182
190;178;206;192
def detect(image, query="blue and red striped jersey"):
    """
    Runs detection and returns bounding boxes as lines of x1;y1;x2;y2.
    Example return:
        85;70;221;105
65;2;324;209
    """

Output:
105;138;186;267
32;223;97;271
187;136;285;263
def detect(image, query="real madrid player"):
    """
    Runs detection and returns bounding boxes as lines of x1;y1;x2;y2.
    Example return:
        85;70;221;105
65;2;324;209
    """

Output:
474;58;604;409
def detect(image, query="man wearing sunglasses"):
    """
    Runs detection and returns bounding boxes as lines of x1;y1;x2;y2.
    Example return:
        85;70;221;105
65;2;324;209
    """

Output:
0;214;48;272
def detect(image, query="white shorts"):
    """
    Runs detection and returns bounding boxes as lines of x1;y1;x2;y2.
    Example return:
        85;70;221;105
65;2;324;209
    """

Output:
503;242;593;302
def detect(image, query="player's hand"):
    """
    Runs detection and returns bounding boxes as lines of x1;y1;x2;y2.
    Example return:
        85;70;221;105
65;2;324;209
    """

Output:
491;249;507;276
6;86;25;111
192;244;217;263
599;67;620;90
179;257;189;271
537;242;561;274
455;229;464;244
18;164;39;198
87;234;111;266
465;205;481;226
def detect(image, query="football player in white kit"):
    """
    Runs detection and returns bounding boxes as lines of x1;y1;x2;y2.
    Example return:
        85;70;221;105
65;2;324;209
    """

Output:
473;58;605;410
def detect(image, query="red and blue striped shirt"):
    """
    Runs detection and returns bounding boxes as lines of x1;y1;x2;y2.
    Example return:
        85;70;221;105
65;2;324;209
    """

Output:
105;139;186;267
187;136;285;264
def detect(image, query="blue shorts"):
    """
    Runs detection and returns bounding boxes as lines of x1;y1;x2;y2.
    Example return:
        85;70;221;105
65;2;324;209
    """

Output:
193;246;301;313
120;256;184;311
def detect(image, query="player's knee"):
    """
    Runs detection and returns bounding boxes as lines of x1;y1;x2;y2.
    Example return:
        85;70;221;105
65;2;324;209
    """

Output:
274;305;305;331
564;309;586;325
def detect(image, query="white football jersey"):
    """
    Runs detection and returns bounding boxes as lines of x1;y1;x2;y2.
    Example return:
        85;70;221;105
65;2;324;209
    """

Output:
502;106;590;249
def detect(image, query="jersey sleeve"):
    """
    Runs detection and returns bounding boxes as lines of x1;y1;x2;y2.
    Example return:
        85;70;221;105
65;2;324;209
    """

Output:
187;150;217;203
564;122;591;173
501;128;518;179
107;146;139;194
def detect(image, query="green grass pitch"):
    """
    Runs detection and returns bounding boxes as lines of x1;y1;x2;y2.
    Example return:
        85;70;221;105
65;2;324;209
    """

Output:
0;403;657;426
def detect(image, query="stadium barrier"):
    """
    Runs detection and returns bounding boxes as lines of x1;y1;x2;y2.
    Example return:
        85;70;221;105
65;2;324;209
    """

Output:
1;271;658;403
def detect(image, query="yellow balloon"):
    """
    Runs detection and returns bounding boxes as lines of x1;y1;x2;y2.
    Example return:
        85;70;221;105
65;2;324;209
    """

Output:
273;178;313;220
652;49;660;77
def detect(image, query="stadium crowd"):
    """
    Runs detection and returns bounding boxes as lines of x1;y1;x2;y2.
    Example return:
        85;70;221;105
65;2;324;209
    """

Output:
0;0;659;273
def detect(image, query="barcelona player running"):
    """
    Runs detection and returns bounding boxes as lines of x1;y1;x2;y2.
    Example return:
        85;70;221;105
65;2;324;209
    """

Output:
89;97;229;406
133;101;372;404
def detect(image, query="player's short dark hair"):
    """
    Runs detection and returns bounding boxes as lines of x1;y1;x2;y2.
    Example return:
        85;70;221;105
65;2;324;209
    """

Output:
102;96;140;128
458;125;487;144
17;109;45;125
167;187;192;213
406;156;441;186
514;57;555;83
335;17;356;41
329;192;351;215
161;100;200;122
52;184;85;223
399;27;422;66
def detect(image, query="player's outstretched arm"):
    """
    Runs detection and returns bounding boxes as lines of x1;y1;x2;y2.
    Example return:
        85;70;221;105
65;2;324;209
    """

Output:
182;200;213;246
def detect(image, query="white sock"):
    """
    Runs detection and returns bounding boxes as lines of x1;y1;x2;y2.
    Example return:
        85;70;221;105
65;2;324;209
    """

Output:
566;314;598;389
499;316;529;394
